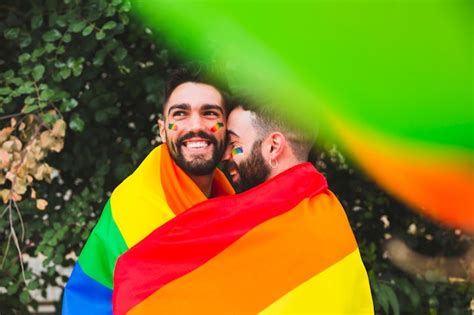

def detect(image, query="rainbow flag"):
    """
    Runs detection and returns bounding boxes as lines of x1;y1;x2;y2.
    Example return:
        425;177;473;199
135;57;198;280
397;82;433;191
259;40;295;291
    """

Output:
62;145;234;314
113;163;374;314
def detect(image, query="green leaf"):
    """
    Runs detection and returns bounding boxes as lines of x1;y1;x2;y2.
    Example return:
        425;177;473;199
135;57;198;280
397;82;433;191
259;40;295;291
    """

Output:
71;21;87;33
105;6;117;17
0;87;12;95
18;53;31;64
70;113;85;132
56;15;68;28
63;33;72;43
4;28;20;40
27;280;39;290
11;77;23;86
45;43;56;53
72;64;83;77
19;34;32;48
95;31;106;40
42;29;62;42
102;21;117;31
22;104;39;114
112;0;122;5
119;12;130;25
40;89;54;101
3;70;14;79
61;98;78;112
32;65;45;81
120;1;131;12
32;47;46;60
60;67;71;79
381;283;400;315
31;15;44;29
113;47;127;62
373;281;389;314
18;84;34;94
82;25;94;36
56;46;66;55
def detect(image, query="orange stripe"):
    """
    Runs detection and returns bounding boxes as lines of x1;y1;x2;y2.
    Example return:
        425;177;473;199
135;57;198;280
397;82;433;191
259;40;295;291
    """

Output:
160;145;234;215
160;145;207;215
129;190;358;315
330;115;474;232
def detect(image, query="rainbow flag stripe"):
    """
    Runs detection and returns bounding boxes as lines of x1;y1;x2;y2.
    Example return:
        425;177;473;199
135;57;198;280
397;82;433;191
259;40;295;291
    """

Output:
113;163;374;314
62;145;234;314
210;121;224;132
167;123;177;131
231;146;243;156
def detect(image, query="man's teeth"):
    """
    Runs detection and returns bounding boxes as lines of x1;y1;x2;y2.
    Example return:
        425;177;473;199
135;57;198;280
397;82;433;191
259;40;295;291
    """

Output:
185;141;209;149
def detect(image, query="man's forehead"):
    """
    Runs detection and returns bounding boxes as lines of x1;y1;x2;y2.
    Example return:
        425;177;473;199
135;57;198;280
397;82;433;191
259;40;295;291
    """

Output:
165;82;223;108
228;108;257;138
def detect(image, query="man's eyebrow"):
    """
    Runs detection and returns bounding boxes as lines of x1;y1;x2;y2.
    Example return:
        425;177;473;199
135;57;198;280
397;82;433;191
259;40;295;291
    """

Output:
227;130;239;138
168;103;190;115
201;104;224;115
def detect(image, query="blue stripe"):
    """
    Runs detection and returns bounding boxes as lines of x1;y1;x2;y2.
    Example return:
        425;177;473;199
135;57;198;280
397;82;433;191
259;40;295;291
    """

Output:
62;262;112;315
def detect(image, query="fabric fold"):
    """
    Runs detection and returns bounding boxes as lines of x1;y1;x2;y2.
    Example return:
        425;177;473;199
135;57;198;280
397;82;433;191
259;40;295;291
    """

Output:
113;163;374;314
62;145;233;315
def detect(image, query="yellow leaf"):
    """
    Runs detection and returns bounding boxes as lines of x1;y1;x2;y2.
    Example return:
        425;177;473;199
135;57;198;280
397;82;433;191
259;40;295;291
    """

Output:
0;127;13;143
39;131;54;149
0;189;10;204
12;178;27;195
36;199;48;210
31;188;36;199
50;138;64;152
10;117;17;128
0;149;11;168
51;119;66;137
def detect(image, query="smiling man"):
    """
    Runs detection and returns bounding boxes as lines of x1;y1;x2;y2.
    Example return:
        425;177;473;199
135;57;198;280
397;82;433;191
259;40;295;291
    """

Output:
158;80;227;197
62;69;234;315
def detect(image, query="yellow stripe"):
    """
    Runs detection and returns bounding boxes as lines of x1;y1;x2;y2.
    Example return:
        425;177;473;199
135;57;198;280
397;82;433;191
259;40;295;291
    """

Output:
260;249;374;315
111;146;175;247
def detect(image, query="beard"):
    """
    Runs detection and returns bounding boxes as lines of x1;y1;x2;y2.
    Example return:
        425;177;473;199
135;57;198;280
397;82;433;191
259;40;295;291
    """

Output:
167;131;225;176
226;139;271;193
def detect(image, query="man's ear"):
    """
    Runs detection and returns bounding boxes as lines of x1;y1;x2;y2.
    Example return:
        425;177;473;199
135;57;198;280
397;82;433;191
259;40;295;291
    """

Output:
264;132;286;160
158;118;166;143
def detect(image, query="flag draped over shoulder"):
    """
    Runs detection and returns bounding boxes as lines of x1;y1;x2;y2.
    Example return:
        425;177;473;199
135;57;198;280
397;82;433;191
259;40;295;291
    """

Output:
62;145;234;314
113;163;374;314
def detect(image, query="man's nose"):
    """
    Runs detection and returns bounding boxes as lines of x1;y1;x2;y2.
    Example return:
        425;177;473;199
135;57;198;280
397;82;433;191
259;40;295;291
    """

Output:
188;113;206;132
222;145;232;162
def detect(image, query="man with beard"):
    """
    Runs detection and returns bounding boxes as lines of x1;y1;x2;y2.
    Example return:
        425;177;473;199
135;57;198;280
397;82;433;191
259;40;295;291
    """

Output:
62;70;234;315
111;101;374;314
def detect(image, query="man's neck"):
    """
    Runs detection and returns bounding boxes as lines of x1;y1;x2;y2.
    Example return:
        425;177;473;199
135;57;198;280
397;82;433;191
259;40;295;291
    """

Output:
189;173;215;198
268;158;302;180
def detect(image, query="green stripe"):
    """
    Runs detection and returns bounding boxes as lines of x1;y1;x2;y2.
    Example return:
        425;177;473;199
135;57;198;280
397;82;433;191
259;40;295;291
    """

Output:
78;199;128;288
134;0;473;150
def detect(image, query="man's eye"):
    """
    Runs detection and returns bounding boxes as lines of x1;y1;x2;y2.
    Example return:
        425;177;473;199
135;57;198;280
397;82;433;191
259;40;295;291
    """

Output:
204;111;219;117
172;111;186;117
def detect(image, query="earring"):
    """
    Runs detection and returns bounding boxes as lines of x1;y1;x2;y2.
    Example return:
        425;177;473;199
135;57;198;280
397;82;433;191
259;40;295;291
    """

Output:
269;158;278;169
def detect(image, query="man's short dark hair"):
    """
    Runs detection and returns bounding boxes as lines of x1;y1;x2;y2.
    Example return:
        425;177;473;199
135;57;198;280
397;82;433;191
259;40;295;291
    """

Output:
233;94;317;162
163;65;232;116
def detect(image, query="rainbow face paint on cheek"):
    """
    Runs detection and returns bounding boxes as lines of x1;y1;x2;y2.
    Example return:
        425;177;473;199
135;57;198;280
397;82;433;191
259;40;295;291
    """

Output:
231;147;243;157
210;122;224;132
168;123;178;131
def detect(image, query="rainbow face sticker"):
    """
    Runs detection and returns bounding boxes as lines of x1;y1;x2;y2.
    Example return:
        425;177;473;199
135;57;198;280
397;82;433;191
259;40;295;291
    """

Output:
231;147;243;157
168;123;178;131
210;122;224;132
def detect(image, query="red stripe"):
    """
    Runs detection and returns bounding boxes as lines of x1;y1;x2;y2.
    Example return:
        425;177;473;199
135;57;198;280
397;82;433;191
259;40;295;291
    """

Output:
112;163;327;315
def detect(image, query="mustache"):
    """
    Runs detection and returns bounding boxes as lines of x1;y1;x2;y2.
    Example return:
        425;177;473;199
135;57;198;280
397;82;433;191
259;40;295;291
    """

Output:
176;131;218;147
222;159;239;175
